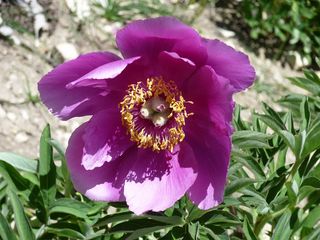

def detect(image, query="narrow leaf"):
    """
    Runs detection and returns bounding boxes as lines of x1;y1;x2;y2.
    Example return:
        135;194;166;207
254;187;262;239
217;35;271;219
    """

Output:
225;178;257;196
126;225;171;240
39;125;56;209
0;152;37;173
232;130;272;149
0;162;31;191
243;217;258;240
301;206;320;228
8;190;35;240
0;212;17;240
302;118;320;158
271;211;292;240
49;198;91;219
46;227;85;239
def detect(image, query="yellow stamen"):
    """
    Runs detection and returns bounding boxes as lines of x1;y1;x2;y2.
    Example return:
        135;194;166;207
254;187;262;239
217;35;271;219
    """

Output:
119;77;192;152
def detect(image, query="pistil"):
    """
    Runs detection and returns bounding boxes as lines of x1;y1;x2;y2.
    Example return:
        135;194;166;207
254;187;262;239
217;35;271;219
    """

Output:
140;96;171;127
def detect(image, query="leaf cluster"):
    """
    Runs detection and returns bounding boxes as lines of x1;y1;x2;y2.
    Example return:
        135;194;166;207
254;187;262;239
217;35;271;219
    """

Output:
241;0;320;66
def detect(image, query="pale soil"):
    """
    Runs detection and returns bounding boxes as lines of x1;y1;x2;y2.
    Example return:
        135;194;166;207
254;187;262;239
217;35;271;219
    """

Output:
0;1;302;158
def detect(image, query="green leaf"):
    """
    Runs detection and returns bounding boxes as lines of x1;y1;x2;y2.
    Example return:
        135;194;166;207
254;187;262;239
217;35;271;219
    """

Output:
256;112;298;154
301;206;320;228
0;212;17;240
241;189;269;214
285;181;298;205
0;161;31;191
47;138;73;196
232;130;272;149
45;227;86;239
303;69;320;85
287;76;320;95
243;217;258;240
302;149;320;176
279;130;296;152
87;202;108;216
39;125;56;209
262;103;286;129
188;222;200;240
7;190;35;240
144;214;183;225
225;178;257;196
301;117;320;158
300;97;310;131
126;225;172;240
200;210;241;227
110;219;170;237
232;154;265;179
256;114;286;132
304;227;320;240
233;105;248;131
49;198;91;219
0;152;38;173
284;111;295;134
271;211;292;240
94;211;133;227
199;225;221;240
294;130;306;159
301;176;320;189
276;148;287;169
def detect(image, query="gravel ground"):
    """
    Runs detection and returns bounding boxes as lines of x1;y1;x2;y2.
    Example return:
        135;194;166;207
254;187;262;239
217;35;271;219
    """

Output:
0;1;303;158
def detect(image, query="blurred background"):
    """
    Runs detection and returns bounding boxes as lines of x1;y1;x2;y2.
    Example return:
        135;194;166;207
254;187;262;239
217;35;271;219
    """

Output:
0;0;319;157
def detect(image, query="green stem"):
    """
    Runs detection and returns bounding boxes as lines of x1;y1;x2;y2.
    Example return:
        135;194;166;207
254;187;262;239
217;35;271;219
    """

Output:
254;156;301;235
287;157;300;183
254;207;287;236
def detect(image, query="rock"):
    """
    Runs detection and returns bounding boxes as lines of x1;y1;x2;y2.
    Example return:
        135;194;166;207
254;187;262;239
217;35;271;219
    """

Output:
65;0;91;21
0;25;13;37
15;132;29;143
0;106;6;118
55;43;79;61
217;27;235;38
7;112;16;121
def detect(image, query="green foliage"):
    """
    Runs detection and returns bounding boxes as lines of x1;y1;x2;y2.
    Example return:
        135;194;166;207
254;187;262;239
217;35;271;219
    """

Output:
240;0;320;66
0;70;319;239
94;0;172;23
280;60;320;116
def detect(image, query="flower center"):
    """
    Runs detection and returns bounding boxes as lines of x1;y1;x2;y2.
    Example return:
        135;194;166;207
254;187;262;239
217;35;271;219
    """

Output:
119;77;192;152
140;96;170;127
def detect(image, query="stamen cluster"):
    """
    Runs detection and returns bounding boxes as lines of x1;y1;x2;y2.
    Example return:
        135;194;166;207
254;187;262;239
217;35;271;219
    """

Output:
120;77;191;152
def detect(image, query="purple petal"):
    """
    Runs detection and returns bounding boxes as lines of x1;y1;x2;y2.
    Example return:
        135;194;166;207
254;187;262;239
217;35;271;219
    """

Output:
38;52;121;120
66;123;134;202
116;17;200;60
124;143;197;215
172;37;208;66
66;56;141;88
183;66;233;209
82;110;133;170
186;123;231;209
157;51;196;87
203;39;256;92
183;65;235;132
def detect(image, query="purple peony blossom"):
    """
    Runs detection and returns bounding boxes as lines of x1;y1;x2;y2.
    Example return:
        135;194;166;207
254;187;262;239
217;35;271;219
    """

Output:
38;17;255;215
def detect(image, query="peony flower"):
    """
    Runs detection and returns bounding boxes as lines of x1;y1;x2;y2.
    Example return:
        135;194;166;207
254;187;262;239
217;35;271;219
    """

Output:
38;17;255;215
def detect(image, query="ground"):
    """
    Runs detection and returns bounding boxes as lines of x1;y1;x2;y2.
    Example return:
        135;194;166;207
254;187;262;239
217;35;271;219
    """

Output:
0;0;303;158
